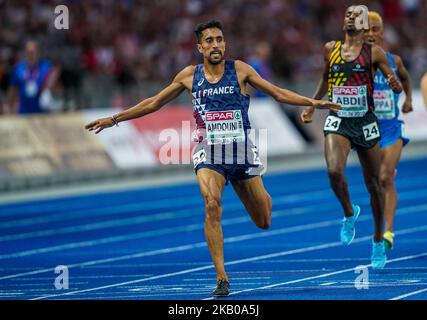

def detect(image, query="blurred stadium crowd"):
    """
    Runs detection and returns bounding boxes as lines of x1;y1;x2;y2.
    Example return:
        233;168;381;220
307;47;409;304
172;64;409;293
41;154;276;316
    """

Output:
0;0;426;111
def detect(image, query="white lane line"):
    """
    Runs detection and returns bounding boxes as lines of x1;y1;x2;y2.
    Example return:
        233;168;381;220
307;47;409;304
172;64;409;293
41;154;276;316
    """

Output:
0;292;24;295
3;173;425;223
0;211;195;241
2;185;426;242
31;241;351;300
0;204;337;259
0;209;193;232
2;201;426;261
0;194;340;241
2;203;427;281
0;176;315;218
29;224;427;300
203;249;427;300
0;170;425;225
390;287;427;300
320;282;337;286
0;180;334;229
0;209;346;280
0;178;343;228
0;168;373;216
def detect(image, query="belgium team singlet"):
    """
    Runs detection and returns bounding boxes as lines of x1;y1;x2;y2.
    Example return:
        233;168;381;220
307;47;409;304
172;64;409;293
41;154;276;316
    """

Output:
327;41;375;118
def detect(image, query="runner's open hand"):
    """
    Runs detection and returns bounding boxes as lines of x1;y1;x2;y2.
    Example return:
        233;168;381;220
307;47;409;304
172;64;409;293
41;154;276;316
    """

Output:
85;117;115;134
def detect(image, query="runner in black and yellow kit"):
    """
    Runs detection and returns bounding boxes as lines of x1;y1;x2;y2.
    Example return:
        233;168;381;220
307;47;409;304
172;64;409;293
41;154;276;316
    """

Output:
300;5;402;269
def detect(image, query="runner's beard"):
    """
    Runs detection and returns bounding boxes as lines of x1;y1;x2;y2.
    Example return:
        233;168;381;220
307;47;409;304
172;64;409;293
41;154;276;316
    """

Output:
344;23;357;32
208;52;224;65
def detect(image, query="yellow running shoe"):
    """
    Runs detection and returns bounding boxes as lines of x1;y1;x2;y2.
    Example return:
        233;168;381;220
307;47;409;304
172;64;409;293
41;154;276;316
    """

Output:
384;231;394;251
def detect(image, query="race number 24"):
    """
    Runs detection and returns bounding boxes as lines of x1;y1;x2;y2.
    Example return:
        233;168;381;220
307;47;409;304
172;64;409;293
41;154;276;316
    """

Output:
363;122;380;141
324;116;342;132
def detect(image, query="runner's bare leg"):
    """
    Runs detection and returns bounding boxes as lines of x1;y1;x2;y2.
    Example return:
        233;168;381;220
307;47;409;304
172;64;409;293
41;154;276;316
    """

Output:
197;168;228;280
324;134;354;217
357;143;385;242
231;176;272;229
379;139;403;232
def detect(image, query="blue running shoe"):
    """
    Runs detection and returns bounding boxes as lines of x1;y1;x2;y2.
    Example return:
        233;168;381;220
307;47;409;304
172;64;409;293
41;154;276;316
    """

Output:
371;240;387;269
340;204;360;245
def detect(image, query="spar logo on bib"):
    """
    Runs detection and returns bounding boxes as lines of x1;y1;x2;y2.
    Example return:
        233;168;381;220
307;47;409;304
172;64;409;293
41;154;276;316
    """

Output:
374;91;387;99
373;90;393;101
205;110;245;145
206;111;234;121
205;110;242;122
333;87;366;96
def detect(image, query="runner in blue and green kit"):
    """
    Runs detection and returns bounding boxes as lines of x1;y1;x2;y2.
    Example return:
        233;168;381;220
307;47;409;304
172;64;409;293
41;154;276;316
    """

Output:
365;11;413;251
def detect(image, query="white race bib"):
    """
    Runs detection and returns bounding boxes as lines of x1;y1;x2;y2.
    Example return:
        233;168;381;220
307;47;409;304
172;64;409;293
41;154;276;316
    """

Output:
332;85;369;117
192;149;207;168
205;110;245;145
374;90;396;120
25;80;38;98
324;115;342;132
362;122;380;141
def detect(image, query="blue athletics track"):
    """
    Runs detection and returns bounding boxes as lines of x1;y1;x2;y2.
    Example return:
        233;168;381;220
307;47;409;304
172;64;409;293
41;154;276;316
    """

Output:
0;156;426;300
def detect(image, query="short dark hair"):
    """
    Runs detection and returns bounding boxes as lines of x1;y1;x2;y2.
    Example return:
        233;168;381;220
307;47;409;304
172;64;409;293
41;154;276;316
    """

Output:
194;20;223;43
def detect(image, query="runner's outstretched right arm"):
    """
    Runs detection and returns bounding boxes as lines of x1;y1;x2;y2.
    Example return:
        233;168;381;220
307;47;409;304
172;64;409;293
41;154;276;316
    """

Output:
85;66;193;134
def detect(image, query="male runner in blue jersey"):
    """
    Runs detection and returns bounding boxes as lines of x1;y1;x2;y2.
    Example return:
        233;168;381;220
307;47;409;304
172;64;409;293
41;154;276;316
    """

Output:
300;6;402;269
364;11;413;251
85;20;340;297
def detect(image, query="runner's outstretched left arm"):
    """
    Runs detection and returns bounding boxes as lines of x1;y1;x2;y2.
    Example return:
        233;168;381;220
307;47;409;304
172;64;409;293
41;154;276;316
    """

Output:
235;60;340;112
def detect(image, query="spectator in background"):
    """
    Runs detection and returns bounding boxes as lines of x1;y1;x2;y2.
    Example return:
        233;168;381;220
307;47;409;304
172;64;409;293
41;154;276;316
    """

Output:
5;40;59;114
422;72;427;109
248;42;273;98
0;1;425;108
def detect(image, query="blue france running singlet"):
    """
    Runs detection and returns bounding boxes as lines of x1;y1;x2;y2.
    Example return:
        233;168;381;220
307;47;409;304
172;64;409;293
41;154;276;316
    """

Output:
373;52;400;123
191;60;251;145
